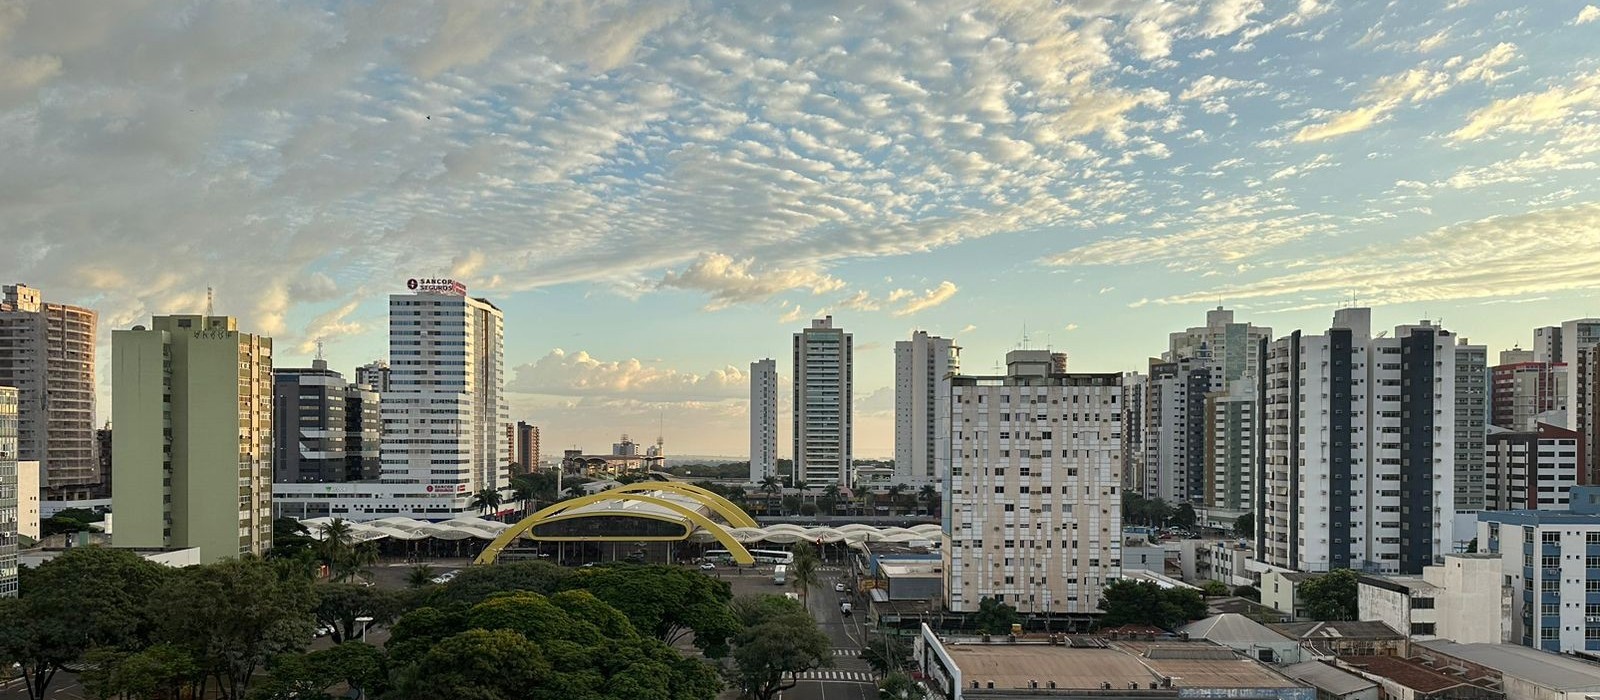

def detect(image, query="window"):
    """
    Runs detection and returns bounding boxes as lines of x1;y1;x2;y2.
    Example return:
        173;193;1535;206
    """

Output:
1544;531;1562;545
1543;626;1560;640
1410;623;1435;635
1588;532;1600;545
1411;597;1435;609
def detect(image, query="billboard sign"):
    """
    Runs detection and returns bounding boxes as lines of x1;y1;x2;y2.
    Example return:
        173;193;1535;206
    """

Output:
407;278;467;296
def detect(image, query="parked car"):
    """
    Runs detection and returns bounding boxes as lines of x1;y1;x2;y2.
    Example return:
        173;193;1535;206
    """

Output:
834;582;846;592
699;562;716;570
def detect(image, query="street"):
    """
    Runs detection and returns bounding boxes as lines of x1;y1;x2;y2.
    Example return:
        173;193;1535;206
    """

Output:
719;562;878;700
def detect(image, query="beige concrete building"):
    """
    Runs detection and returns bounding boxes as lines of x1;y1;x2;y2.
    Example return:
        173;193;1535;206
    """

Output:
0;386;17;597
18;460;38;541
0;284;98;497
941;350;1122;616
112;315;273;563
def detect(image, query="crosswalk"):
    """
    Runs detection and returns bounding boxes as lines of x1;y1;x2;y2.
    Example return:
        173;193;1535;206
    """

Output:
797;670;875;682
832;648;861;657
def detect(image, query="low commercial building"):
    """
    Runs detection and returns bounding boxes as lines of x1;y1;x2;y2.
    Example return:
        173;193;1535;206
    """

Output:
1358;575;1441;640
1334;652;1501;700
1278;662;1378;700
1419;640;1600;700
19;546;202;569
1261;571;1318;620
1268;621;1407;658
1484;423;1583;511
915;623;1311;700
1179;613;1303;664
1181;538;1272;588
879;561;943;601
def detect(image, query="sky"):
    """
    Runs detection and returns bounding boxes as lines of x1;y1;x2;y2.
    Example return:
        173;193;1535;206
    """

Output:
4;0;1600;459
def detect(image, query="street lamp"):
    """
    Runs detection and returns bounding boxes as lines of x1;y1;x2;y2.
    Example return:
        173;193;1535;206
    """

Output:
355;616;373;642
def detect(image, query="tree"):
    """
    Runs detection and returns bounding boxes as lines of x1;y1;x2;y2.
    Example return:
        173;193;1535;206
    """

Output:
1098;580;1208;630
1171;502;1197;530
412;560;570;609
918;484;940;516
861;633;912;677
81;644;198;700
1300;570;1359;621
407;564;437;589
880;670;928;700
565;565;740;657
780;494;802;515
1201;580;1230;597
1233;512;1254;539
469;488;504;516
313;584;402;644
799;502;818;516
885;483;906;514
511;479;538;516
154;557;317;700
972;596;1019;635
760;475;783;497
330;541;379;584
795;480;813;505
0;546;171;700
1234;585;1260;601
397;629;553;700
729;595;831;700
789;542;821;608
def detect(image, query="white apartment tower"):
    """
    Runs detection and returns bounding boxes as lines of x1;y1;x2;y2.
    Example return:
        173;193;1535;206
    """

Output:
941;350;1123;615
1533;326;1561;364
1258;308;1458;575
379;280;508;516
895;331;959;487
793;316;852;488
0;284;99;497
1142;356;1210;504
749;358;778;484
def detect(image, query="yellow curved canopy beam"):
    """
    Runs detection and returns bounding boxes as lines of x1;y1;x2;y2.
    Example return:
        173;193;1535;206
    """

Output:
475;491;755;566
608;481;759;528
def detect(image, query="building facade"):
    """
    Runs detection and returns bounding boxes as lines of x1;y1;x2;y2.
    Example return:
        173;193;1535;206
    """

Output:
1491;361;1565;431
0;284;99;497
1455;341;1489;514
1534;326;1562;364
895;331;958;487
1119;372;1146;493
0;386;17;597
1259;309;1459;575
941;350;1122;615
1205;380;1257;523
1143;356;1210;504
378;282;508;515
749;358;777;484
514;421;540;471
1478;488;1600;653
1484;423;1583;511
272;359;381;483
355;359;390;392
111;315;273;564
793;316;852;488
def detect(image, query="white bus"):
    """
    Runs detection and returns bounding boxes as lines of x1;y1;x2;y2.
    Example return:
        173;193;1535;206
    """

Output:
773;564;787;585
704;549;796;565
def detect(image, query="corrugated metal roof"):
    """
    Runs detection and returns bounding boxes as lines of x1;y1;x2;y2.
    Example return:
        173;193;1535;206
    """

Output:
1280;661;1377;696
1420;641;1600;691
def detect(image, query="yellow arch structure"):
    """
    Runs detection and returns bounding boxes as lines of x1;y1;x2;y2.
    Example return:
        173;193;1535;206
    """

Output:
475;490;756;566
607;481;759;528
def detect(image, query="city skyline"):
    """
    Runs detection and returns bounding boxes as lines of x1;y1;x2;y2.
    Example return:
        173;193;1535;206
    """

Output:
4;1;1600;456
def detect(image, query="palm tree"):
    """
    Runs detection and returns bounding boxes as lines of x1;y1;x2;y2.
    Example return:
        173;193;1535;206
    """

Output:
406;564;437;589
886;484;907;515
333;541;380;583
315;519;355;576
789;542;821;608
919;484;940;516
511;479;538;516
469;488;504;517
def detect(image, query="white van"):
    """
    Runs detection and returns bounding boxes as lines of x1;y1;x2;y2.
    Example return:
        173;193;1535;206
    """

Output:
839;601;853;615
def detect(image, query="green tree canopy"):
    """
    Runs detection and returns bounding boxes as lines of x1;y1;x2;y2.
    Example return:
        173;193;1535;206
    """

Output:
973;596;1019;635
1233;512;1254;539
563;565;739;657
1098;579;1208;630
1300;570;1359;621
412;560;571;609
154;557;317;700
728;595;831;700
399;629;553;700
313;583;403;643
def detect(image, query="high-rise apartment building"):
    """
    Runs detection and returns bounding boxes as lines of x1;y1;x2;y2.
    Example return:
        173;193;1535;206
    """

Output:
112;315;273;563
514;421;540;470
1484;423;1583;511
793;316;852;488
1119;372;1146;493
1500;348;1534;365
380;280;508;514
1204;380;1256;517
0;386;18;597
1455;341;1489;514
1167;306;1271;384
1258;309;1458;575
271;359;380;483
749;358;777;484
1534;326;1562;364
0;284;98;497
1142;356;1210;504
1492;361;1566;431
941;350;1122;615
355;359;391;392
895;331;959;487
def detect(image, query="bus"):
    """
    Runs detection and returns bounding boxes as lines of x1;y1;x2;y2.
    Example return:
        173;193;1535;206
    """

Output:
704;549;795;565
751;549;795;564
773;564;787;585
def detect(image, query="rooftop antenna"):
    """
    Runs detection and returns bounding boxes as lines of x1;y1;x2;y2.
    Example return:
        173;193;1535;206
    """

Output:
315;337;326;361
206;286;214;316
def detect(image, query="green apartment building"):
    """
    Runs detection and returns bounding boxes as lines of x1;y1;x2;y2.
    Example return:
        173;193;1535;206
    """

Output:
112;315;273;563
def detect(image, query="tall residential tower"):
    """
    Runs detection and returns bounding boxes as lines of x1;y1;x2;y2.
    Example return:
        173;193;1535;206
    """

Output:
112;315;273;563
894;331;958;487
0;284;99;498
793;317;852;487
749;358;778;484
